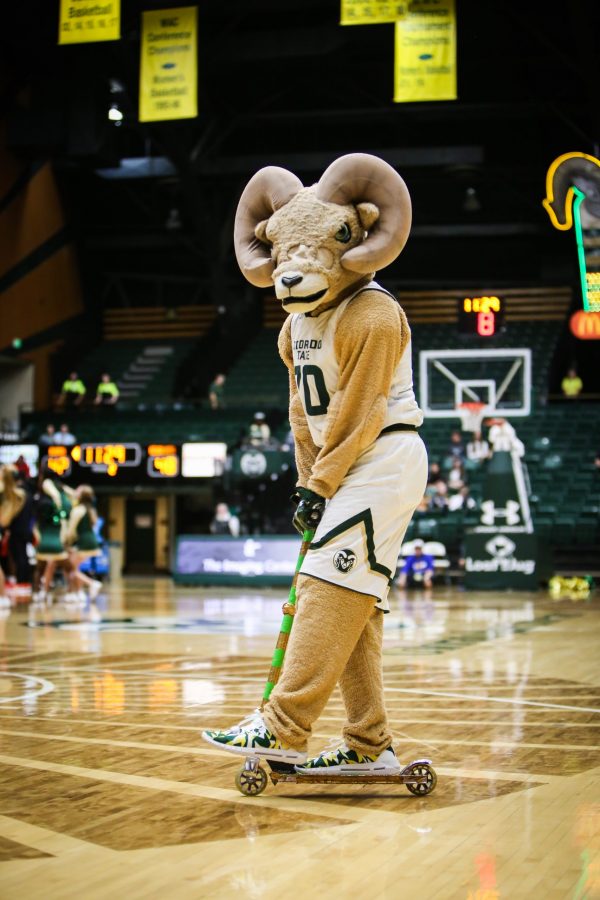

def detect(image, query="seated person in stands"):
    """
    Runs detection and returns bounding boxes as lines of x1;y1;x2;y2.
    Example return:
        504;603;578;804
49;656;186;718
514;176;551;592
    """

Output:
427;461;444;484
39;424;56;447
280;427;295;453
247;412;271;448
413;495;431;516
595;449;600;471
429;479;449;512
561;366;583;399
447;429;465;461
447;458;466;492
208;373;226;410
55;423;76;447
396;539;435;589
466;430;490;463
94;373;120;406
59;371;86;408
448;485;477;512
210;502;240;537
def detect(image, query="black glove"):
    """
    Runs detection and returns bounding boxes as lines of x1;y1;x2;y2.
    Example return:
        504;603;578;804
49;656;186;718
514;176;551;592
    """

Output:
291;487;326;535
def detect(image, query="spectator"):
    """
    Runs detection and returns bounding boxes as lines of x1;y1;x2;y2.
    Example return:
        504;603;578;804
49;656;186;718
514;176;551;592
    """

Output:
447;458;466;492
448;485;477;512
59;371;86;408
94;373;120;406
55;423;76;447
208;373;227;410
396;539;435;589
487;418;524;456
14;455;30;480
39;424;56;447
466;430;490;463
210;502;240;537
413;495;431;516
280;427;295;453
429;479;449;512
247;412;271;449
447;429;465;461
561;366;583;399
427;461;445;484
595;449;600;471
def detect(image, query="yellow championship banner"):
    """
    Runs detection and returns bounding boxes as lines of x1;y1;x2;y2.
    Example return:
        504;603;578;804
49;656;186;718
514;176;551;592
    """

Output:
394;0;456;102
340;1;407;25
58;0;120;44
139;7;198;122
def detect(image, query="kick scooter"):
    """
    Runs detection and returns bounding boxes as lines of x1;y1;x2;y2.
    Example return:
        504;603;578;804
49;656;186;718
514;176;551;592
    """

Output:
232;530;438;797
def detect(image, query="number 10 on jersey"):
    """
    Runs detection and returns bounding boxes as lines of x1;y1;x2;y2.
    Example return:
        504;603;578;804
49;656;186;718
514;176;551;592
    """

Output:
295;365;330;415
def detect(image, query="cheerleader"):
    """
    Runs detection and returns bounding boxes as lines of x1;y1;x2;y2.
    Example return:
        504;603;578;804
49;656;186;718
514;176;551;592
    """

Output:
65;485;102;600
0;465;26;607
32;466;73;603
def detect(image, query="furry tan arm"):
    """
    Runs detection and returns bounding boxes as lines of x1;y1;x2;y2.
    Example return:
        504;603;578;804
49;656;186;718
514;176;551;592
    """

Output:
278;316;320;488
307;291;410;498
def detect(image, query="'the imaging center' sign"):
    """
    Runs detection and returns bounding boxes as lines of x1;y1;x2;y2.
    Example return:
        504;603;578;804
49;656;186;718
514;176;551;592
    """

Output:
174;536;302;586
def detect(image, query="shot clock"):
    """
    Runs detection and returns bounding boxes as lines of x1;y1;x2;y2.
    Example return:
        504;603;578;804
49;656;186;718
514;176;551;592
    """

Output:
458;295;505;336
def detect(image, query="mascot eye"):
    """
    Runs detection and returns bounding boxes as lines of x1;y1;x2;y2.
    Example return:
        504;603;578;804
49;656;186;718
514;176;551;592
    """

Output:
334;223;352;243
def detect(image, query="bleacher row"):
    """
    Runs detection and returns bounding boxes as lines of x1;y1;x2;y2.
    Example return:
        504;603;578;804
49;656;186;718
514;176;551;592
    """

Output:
21;291;600;552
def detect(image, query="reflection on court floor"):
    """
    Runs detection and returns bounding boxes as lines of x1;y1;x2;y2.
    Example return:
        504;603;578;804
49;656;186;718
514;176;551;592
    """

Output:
0;579;599;898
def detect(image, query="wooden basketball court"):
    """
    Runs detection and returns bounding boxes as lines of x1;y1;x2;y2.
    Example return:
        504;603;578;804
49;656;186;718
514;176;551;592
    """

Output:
0;580;599;898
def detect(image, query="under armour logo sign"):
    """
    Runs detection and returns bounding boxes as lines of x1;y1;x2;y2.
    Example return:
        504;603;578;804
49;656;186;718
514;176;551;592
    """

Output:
481;500;520;527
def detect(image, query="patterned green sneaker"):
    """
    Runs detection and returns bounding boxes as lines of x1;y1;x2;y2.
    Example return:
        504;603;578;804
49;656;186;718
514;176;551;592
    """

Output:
295;742;401;775
202;710;306;763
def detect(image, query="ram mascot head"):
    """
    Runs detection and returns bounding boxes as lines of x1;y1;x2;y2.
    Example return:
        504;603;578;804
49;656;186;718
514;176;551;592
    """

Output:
234;153;412;314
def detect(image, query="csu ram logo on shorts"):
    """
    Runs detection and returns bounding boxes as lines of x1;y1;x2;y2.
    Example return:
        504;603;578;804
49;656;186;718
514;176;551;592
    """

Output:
333;549;357;573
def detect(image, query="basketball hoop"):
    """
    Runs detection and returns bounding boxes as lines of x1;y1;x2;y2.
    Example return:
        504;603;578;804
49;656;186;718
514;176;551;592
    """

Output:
457;402;487;433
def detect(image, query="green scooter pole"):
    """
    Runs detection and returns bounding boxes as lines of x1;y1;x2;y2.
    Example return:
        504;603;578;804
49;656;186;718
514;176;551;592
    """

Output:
261;529;313;707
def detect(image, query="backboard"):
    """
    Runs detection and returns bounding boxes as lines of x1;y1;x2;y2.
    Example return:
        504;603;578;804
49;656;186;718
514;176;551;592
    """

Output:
418;348;531;419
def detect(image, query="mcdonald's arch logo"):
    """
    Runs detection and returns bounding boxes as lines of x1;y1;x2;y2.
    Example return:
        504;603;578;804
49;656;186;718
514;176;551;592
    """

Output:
570;310;600;339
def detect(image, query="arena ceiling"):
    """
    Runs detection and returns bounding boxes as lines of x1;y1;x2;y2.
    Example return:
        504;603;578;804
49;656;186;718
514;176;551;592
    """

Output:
2;0;599;302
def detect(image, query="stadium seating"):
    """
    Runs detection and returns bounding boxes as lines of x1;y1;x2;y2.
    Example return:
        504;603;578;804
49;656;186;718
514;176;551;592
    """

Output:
19;291;599;558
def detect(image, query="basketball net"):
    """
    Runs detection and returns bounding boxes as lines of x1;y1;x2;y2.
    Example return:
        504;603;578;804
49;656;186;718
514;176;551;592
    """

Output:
457;402;487;433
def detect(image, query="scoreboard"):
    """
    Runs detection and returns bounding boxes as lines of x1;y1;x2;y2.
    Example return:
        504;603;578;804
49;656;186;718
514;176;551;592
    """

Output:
43;442;227;484
458;295;505;336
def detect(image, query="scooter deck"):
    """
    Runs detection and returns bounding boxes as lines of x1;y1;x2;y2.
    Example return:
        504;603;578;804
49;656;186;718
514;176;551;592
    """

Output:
268;758;432;786
234;756;437;796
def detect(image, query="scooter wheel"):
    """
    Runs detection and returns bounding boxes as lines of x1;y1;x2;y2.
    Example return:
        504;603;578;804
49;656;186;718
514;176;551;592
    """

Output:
405;763;437;796
235;764;268;796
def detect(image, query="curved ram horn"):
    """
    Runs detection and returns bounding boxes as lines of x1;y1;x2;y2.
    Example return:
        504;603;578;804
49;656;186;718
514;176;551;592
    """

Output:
316;153;411;273
234;167;303;287
543;152;600;230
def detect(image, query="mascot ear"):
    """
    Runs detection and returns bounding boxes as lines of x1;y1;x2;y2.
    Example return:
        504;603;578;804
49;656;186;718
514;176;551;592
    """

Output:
234;166;303;287
356;202;379;232
254;220;270;244
317;153;411;273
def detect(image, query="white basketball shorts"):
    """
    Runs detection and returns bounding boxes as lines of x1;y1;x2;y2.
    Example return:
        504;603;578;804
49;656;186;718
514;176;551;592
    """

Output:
300;431;428;611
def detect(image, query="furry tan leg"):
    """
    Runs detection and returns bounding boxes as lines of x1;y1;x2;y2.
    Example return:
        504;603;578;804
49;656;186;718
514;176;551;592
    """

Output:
338;608;391;756
263;574;376;751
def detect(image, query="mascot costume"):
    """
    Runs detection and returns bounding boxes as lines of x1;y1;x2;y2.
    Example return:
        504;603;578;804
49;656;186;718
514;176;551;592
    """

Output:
203;154;427;774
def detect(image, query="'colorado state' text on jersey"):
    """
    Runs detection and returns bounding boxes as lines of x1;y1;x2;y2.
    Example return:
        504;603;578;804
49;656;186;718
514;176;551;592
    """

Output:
290;282;423;448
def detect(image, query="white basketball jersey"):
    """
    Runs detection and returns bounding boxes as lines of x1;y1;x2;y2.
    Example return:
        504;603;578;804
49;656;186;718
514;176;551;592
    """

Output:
290;282;423;448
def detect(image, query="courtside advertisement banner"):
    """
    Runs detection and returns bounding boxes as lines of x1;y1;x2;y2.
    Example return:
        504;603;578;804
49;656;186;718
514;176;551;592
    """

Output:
394;0;456;102
58;0;120;44
174;536;301;585
139;6;198;122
